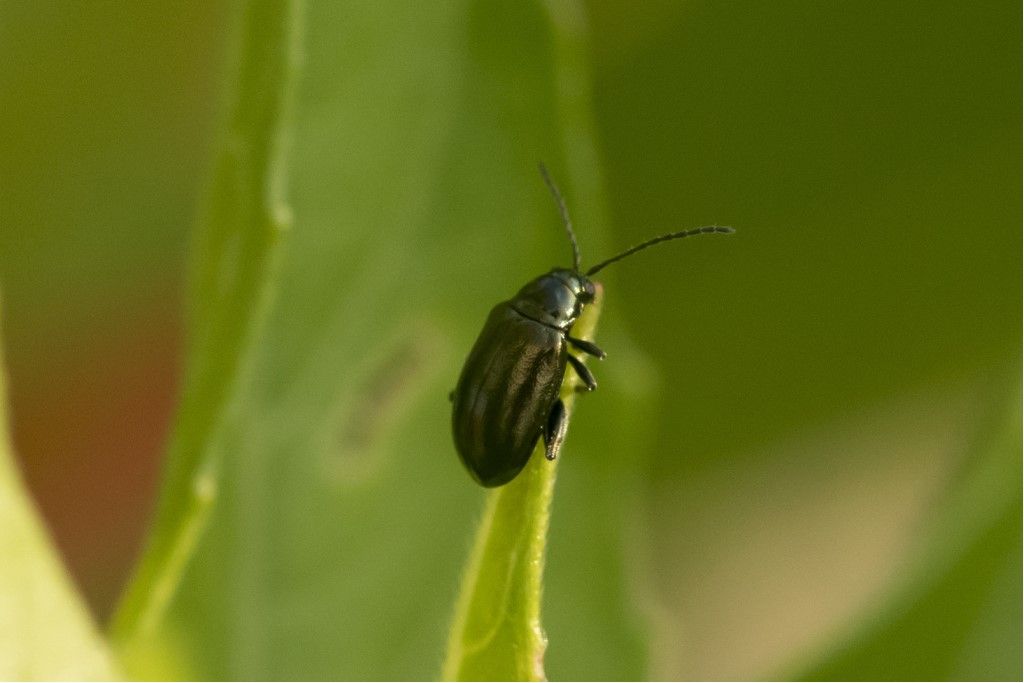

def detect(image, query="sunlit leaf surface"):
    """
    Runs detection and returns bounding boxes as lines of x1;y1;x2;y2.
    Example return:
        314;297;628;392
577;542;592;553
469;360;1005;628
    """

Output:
0;307;119;680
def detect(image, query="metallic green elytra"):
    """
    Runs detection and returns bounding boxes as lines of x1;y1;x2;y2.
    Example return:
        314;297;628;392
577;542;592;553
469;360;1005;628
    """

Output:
451;165;733;487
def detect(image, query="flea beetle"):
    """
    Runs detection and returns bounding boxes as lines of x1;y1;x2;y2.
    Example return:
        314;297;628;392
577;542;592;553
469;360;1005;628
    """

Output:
451;165;733;487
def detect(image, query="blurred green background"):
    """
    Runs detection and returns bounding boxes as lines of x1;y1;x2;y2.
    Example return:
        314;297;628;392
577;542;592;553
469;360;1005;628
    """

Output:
0;1;1019;680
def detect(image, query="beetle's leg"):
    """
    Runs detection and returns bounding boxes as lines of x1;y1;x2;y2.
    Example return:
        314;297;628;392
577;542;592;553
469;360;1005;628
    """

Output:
567;354;597;391
568;336;606;359
543;399;569;461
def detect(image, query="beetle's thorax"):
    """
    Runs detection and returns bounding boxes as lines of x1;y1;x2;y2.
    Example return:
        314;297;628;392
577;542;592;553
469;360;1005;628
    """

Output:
510;269;595;330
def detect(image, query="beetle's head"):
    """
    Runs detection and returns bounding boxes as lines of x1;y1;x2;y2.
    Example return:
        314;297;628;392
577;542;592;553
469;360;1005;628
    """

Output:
512;269;595;329
552;269;596;304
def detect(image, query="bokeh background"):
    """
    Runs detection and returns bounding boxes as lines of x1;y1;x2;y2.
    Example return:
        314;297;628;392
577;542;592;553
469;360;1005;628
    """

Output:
0;1;1019;680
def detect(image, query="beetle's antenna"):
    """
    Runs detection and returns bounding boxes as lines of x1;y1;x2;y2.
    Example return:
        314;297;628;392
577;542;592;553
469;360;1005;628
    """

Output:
538;162;582;273
586;225;734;276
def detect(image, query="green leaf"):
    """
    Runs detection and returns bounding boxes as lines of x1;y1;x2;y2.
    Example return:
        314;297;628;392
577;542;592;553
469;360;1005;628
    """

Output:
0;299;120;680
118;0;647;678
110;0;304;651
442;292;603;681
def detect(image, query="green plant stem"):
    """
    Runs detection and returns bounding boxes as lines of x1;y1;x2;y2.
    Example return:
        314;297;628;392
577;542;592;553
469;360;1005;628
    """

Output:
110;0;303;646
442;288;604;681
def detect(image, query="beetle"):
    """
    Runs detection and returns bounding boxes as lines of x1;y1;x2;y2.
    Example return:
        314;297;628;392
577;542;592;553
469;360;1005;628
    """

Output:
451;164;733;487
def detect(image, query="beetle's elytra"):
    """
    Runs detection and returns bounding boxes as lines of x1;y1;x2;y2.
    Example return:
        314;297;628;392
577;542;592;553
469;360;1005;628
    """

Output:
451;165;733;487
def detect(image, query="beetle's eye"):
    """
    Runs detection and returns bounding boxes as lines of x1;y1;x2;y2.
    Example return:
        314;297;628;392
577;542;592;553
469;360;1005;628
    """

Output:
580;281;596;302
